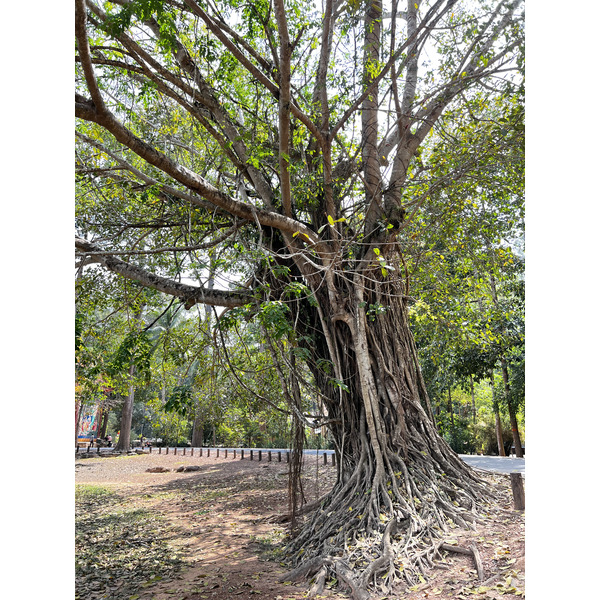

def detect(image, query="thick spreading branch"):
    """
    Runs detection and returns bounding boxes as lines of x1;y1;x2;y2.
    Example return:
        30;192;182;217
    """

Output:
75;237;251;308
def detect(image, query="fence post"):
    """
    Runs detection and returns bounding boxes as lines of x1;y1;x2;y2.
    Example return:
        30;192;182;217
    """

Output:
166;447;169;455
332;453;336;467
268;451;272;462
234;449;237;459
286;451;290;463
183;447;186;456
324;452;328;465
191;447;194;456
250;450;254;461
149;446;152;454
159;446;162;454
207;448;210;457
217;448;220;458
225;449;228;458
510;473;525;511
174;447;177;455
199;447;203;457
258;450;262;461
241;449;244;460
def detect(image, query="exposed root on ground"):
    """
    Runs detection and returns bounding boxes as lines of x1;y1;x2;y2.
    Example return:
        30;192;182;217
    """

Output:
279;439;497;599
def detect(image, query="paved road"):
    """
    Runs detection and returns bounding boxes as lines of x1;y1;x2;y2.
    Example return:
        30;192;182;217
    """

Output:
78;445;524;475
459;454;525;475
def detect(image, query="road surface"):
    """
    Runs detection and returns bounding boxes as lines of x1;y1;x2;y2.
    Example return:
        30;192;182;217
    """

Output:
459;454;525;475
78;444;524;475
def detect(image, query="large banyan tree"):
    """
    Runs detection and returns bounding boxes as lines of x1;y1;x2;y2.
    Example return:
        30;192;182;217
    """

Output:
75;0;523;596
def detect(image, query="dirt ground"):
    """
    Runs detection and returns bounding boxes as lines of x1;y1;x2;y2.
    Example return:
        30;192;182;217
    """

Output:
75;450;524;600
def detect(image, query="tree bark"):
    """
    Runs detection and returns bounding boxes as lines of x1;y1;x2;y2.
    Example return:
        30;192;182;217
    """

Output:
501;358;523;458
115;362;136;451
191;406;203;447
470;374;477;424
99;409;109;439
491;371;506;456
283;273;491;587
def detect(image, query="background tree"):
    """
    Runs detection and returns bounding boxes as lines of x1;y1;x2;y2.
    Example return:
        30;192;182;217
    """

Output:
406;92;524;455
75;0;524;594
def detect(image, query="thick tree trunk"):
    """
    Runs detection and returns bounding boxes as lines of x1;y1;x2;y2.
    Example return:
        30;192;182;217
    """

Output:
284;275;491;591
115;363;135;451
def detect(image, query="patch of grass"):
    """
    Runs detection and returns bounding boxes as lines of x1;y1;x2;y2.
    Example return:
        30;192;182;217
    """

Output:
76;486;185;600
75;484;121;506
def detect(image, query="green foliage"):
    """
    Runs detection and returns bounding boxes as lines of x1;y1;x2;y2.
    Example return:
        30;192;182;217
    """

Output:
76;0;524;455
109;330;154;384
441;416;477;455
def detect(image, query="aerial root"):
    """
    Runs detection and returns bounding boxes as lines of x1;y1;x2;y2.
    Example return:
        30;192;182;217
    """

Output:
281;556;370;600
263;497;325;524
308;564;328;596
439;542;485;581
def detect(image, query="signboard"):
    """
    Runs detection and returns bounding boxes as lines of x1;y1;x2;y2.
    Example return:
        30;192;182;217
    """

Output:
78;403;99;439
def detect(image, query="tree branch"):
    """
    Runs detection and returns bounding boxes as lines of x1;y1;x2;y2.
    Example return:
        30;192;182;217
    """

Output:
75;237;251;309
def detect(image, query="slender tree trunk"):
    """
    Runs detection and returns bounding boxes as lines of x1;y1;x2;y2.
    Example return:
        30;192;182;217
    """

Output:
191;404;203;447
115;363;135;451
99;409;109;438
470;374;476;424
501;358;524;457
447;387;454;427
491;371;506;456
75;399;84;446
489;273;523;457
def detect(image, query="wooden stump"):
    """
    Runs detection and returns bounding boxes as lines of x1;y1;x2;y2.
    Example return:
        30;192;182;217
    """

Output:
510;472;525;511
